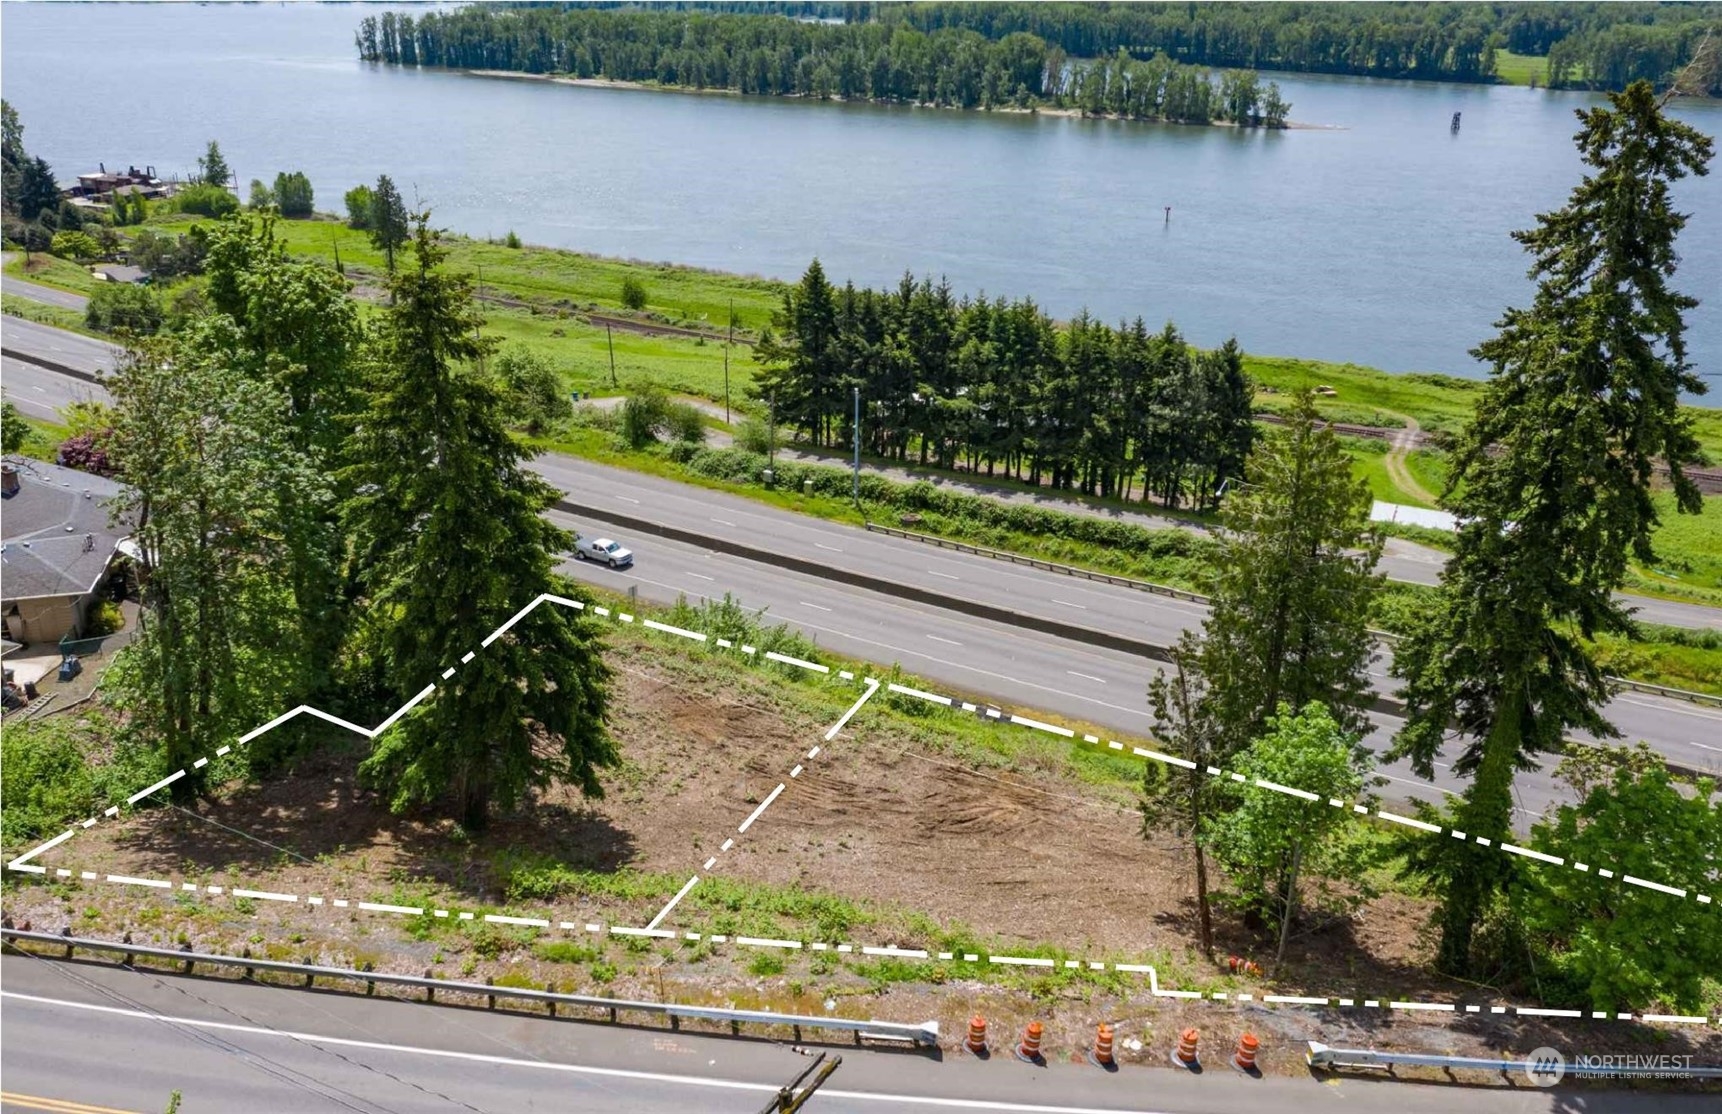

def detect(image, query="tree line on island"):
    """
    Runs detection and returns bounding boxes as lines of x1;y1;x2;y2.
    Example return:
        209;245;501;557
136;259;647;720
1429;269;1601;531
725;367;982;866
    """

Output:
355;6;1291;126
401;2;1722;93
753;263;1253;511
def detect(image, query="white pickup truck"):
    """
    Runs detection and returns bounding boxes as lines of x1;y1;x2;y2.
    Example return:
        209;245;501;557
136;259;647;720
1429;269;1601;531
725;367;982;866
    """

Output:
573;535;634;569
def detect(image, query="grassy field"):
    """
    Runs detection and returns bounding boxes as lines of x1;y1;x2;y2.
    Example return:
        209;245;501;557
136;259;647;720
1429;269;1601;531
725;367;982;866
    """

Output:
11;213;1722;458
1494;50;1549;87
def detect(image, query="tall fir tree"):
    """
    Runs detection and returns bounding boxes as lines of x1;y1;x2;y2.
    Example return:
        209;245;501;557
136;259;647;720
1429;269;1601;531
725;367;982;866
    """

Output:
1390;82;1712;974
368;174;410;275
344;220;614;829
1200;388;1383;743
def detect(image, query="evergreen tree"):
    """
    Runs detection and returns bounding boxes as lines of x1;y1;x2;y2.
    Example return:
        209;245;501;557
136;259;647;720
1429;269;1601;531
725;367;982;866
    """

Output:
344;220;614;829
754;259;842;446
1200;388;1382;743
196;140;232;189
368;174;410;274
1390;82;1712;975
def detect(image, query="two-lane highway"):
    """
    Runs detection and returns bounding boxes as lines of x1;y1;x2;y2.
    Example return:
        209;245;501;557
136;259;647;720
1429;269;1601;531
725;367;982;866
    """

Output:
3;956;1713;1114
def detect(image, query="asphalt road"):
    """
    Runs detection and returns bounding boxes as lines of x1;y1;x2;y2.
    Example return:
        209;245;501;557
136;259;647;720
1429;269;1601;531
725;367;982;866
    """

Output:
2;956;1708;1114
3;288;1717;631
6;316;1721;814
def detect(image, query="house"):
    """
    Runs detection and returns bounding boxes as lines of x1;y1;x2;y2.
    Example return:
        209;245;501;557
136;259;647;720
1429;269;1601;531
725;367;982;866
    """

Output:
0;459;132;645
62;164;174;205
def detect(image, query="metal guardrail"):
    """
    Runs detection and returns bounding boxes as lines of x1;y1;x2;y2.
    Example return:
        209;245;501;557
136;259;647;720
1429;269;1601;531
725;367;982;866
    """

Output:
0;928;939;1047
1306;1041;1722;1080
864;522;1210;604
866;522;1722;710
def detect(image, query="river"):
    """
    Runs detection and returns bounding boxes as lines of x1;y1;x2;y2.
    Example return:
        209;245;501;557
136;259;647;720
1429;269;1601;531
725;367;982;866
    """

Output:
3;2;1719;386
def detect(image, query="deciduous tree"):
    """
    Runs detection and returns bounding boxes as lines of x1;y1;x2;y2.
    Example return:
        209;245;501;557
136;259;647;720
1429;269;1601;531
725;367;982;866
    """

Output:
105;326;322;799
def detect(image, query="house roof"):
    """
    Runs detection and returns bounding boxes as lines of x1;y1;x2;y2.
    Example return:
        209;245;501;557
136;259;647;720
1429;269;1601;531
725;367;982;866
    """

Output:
95;265;147;283
1;458;131;602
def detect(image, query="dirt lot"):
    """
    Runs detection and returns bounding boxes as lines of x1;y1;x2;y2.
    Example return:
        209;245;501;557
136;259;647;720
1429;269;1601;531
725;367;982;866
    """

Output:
8;638;1719;1080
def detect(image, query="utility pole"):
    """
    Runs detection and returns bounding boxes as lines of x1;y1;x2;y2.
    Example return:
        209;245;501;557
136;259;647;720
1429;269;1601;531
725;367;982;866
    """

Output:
724;296;733;424
606;321;617;389
768;389;777;472
852;385;861;507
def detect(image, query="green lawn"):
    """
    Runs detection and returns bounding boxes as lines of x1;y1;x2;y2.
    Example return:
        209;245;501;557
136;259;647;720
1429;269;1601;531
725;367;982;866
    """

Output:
1494;50;1548;87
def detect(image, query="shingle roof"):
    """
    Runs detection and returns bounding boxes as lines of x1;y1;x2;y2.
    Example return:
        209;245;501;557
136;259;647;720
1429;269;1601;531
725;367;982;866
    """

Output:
1;458;131;601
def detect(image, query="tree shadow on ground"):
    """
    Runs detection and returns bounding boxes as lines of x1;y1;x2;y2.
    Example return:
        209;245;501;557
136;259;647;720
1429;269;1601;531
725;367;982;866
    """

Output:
107;743;639;905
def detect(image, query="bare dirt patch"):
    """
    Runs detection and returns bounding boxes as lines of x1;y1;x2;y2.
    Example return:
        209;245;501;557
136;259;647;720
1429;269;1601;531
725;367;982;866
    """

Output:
9;638;1718;1075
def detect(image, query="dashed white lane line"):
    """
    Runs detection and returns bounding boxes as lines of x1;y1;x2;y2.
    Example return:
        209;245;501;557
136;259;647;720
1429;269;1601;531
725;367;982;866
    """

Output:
616;495;640;504
926;635;962;646
815;543;843;553
711;518;736;526
1066;671;1106;684
798;601;833;612
687;572;715;581
927;570;960;580
1050;599;1087;610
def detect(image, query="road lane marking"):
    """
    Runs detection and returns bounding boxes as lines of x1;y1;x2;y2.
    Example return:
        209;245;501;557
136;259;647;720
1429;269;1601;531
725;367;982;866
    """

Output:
926;635;962;646
798;601;832;612
1065;671;1105;684
927;570;960;580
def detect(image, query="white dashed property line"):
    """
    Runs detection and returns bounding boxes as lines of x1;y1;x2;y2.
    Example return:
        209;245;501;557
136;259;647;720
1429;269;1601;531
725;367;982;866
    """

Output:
644;874;702;932
823;678;879;740
736;785;786;834
873;682;1718;909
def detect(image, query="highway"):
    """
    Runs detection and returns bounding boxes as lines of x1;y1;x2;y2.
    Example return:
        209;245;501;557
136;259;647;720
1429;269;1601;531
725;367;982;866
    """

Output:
6;314;1722;816
3;282;1718;632
1;955;1709;1114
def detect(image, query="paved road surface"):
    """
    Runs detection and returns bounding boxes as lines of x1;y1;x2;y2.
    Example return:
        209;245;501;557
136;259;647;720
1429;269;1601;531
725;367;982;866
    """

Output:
6;320;1721;814
4;295;1716;631
2;956;1708;1114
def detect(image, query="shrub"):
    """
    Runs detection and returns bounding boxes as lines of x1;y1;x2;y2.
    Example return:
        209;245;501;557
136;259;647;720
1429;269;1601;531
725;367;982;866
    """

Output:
619;276;647;310
665;401;707;444
1;720;94;846
247;179;274;210
85;282;163;335
734;417;776;456
86;599;125;637
504;229;522;248
343;184;374;230
621;386;670;449
493;346;570;436
172;183;239;218
49;230;100;262
57;432;115;476
131;227;208;280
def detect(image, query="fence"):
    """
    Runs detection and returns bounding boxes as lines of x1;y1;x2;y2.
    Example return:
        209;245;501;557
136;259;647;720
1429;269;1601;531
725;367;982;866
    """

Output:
0;928;939;1047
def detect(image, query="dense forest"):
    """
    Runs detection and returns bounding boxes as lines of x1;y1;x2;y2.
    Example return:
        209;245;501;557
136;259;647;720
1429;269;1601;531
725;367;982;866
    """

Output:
354;7;1291;125
470;3;1722;92
753;262;1254;511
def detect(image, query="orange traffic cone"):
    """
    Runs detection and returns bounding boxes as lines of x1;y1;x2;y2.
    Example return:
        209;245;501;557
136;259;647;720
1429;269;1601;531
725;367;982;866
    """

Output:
966;1015;988;1056
1014;1021;1044;1064
1232;1032;1260;1074
1088;1023;1116;1070
1171;1027;1200;1070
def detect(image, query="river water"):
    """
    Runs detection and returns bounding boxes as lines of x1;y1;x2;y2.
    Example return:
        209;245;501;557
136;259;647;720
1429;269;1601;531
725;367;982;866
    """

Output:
4;2;1719;385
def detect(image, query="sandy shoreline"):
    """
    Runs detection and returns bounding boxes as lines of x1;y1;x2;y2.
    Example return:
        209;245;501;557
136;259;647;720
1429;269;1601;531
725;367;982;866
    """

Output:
461;69;1337;129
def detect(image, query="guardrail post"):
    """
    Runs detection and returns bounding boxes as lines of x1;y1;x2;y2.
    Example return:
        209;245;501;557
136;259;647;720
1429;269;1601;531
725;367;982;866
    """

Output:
179;941;194;974
424;968;435;1002
545;982;557;1017
670;1013;680;1031
487;977;496;1010
62;925;75;959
